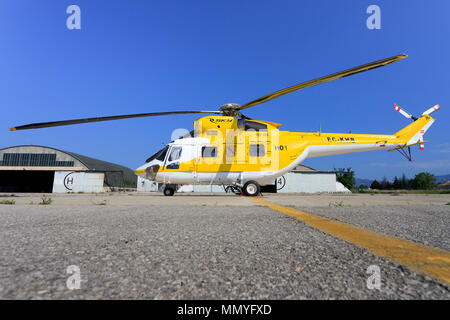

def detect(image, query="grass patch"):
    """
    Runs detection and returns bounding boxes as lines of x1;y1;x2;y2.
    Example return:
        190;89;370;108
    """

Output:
329;201;344;207
92;200;107;206
0;200;15;205
0;194;15;197
446;202;450;206
39;195;52;205
356;190;379;194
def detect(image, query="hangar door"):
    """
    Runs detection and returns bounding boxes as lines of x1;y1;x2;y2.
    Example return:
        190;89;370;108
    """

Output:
0;171;54;193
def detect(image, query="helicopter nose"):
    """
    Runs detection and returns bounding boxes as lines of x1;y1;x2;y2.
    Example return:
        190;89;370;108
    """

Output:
134;163;149;178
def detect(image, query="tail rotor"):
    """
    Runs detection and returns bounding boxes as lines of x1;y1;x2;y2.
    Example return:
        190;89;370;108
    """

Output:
393;104;441;153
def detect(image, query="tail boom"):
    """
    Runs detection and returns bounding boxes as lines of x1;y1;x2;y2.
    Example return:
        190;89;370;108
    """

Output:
305;114;436;158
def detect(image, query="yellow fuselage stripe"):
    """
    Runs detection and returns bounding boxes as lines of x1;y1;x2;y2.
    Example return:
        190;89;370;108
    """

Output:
252;198;450;285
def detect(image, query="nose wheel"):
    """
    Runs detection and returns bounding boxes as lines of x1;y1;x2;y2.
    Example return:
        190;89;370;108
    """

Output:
163;186;175;196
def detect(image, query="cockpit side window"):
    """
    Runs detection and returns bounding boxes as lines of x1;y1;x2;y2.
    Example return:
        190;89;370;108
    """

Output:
168;146;182;162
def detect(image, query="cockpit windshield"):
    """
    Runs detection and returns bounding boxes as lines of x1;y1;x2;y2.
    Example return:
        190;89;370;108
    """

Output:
145;145;169;163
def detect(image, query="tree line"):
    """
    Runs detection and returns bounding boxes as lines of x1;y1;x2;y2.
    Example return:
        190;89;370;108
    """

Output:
335;168;437;190
369;172;437;190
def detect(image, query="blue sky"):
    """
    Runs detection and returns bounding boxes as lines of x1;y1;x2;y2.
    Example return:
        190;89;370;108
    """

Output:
1;0;449;180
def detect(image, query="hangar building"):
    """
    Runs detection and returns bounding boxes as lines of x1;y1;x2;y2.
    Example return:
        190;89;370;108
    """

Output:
277;165;349;193
0;145;137;193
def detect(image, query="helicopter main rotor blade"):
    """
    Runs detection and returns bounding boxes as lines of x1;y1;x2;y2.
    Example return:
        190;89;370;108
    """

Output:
238;54;407;111
10;110;223;131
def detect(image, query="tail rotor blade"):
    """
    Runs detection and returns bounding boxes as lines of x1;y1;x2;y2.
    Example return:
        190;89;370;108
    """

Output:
422;104;440;116
393;104;416;120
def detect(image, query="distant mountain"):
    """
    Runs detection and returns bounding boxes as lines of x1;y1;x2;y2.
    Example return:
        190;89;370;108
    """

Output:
436;174;450;184
355;178;373;187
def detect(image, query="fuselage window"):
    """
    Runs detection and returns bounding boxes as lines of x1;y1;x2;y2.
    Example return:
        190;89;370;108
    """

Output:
202;146;217;158
249;144;265;157
168;146;182;162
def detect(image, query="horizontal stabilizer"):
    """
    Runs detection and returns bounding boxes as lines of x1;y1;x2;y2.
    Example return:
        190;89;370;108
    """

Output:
387;140;429;152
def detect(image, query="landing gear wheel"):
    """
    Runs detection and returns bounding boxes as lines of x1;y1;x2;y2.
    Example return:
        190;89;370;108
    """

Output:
163;187;175;196
243;181;260;197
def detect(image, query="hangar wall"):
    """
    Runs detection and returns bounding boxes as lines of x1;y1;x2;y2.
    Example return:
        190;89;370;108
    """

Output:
137;176;159;192
53;171;105;193
277;172;337;193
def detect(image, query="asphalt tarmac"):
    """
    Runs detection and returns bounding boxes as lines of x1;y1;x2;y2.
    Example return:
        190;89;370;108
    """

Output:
0;193;448;299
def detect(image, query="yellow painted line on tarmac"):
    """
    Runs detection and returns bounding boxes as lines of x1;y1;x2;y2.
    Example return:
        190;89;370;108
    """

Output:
252;197;450;285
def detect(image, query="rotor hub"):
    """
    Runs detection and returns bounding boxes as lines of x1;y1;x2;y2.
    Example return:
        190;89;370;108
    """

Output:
219;103;241;117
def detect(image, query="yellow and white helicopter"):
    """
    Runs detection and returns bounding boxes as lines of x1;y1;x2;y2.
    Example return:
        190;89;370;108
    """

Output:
10;54;440;196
